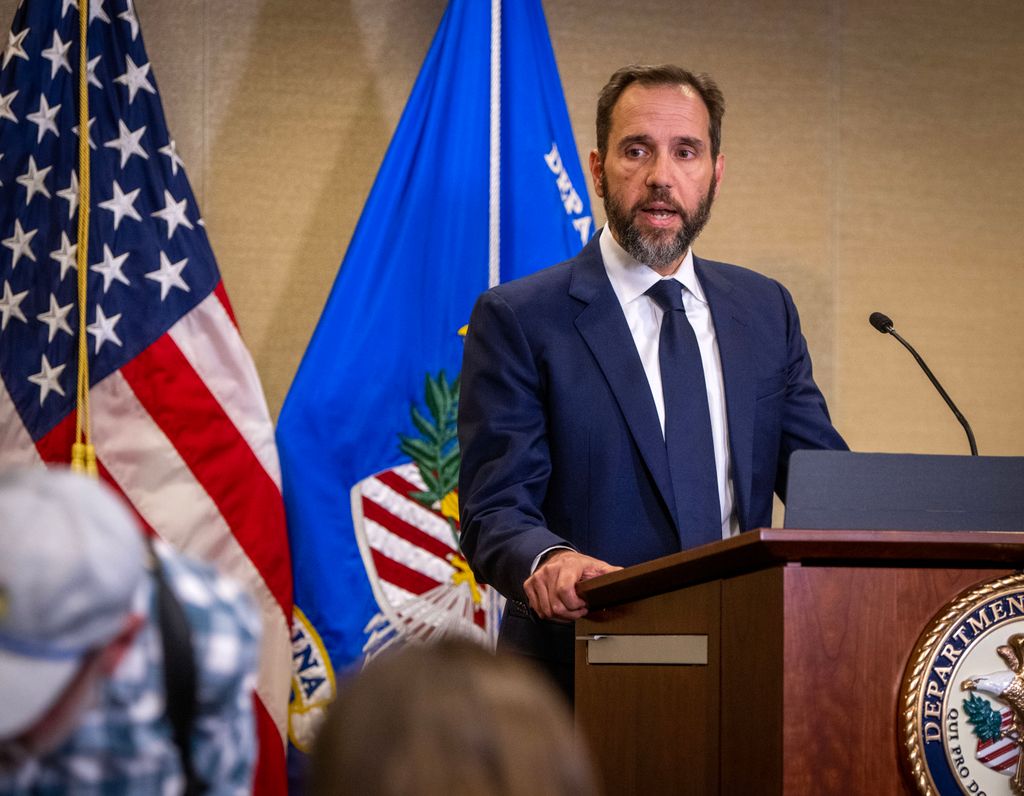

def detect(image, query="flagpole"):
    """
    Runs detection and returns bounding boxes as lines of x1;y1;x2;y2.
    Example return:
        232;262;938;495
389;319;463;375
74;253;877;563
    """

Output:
488;0;501;288
72;0;95;475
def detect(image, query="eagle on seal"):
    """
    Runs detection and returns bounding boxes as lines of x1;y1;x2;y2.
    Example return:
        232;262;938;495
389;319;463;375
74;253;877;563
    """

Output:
963;633;1024;793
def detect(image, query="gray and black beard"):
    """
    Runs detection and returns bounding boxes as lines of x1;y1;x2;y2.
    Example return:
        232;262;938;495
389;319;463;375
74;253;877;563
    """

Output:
602;176;716;271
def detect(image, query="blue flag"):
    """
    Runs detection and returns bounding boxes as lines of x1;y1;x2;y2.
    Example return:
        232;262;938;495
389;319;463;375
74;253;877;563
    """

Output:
276;0;592;758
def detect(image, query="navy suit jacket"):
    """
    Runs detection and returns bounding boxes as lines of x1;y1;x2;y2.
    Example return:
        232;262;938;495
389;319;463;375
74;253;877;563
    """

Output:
458;235;846;679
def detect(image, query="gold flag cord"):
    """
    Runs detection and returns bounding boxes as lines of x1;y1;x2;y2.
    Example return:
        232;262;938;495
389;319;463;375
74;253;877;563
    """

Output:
71;2;95;476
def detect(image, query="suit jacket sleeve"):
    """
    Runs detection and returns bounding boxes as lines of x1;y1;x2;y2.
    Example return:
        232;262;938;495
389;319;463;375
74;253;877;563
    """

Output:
458;289;572;602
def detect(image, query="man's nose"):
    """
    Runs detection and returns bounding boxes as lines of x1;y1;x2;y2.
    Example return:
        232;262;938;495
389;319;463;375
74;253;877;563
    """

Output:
644;151;672;188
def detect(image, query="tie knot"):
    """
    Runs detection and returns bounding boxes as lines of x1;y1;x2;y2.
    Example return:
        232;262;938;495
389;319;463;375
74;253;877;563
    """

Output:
646;279;684;312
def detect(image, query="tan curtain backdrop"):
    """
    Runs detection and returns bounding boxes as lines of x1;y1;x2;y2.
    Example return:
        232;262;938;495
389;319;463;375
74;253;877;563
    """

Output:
7;0;1021;460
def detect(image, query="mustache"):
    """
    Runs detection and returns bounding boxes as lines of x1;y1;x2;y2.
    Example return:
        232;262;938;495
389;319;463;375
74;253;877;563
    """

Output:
632;189;686;217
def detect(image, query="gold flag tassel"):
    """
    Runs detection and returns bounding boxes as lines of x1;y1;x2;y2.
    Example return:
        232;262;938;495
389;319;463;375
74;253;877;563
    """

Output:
70;1;95;476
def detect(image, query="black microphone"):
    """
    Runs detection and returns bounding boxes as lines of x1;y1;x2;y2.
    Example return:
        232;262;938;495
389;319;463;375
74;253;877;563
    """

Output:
868;312;978;455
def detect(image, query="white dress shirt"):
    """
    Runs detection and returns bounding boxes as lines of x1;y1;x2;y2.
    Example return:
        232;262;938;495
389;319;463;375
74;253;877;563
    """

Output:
599;226;739;539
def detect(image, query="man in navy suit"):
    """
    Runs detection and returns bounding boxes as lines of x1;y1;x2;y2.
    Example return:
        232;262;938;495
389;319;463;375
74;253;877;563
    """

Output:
458;64;847;695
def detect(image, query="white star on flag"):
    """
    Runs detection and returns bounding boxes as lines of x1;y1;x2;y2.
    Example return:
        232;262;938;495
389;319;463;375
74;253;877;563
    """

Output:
72;116;97;150
26;95;62;144
41;30;73;79
56;170;79;220
0;89;18;124
119;0;140;40
2;26;29;70
0;280;29;330
27;354;67;405
114;55;156;104
16;156;52;205
90;243;131;292
2;219;37;268
87;54;102;89
49;232;77;281
98;180;142;229
151;189;194;239
146;251;190;300
88;0;111;25
61;0;77;19
86;305;123;353
159;139;185;176
104;120;148;168
36;293;74;342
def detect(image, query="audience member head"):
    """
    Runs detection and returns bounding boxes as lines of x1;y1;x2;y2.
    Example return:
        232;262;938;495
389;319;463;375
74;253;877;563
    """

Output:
310;638;599;796
0;468;145;763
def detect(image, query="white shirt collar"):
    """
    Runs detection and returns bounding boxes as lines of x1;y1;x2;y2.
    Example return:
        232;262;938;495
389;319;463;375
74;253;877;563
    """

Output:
598;225;706;306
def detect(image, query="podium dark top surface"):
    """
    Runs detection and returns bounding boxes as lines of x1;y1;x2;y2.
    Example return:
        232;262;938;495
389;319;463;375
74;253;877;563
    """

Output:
783;450;1024;532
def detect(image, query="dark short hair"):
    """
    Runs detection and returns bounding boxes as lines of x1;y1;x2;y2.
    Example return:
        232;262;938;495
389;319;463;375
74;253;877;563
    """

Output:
596;64;725;160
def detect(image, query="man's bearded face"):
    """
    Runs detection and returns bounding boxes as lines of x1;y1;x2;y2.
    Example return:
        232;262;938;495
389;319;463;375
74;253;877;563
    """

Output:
601;171;716;270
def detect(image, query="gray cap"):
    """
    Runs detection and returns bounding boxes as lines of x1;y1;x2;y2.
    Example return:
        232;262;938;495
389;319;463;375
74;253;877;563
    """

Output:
0;468;145;738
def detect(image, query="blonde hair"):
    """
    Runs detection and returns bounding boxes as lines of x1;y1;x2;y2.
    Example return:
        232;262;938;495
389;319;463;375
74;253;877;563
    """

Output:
310;639;598;796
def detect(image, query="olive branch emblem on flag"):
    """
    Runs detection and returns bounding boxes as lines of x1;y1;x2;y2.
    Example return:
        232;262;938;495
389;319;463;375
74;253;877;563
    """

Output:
398;371;462;546
350;369;503;663
288;364;504;753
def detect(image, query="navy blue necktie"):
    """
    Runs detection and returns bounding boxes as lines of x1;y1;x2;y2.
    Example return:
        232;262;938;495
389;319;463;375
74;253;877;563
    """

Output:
646;279;721;548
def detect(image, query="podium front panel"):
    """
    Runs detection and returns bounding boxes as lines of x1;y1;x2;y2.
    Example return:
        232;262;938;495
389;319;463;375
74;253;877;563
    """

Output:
576;579;720;795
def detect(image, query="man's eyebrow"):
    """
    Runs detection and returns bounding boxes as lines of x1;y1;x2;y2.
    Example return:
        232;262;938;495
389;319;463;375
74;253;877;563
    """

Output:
615;134;706;150
672;136;706;150
616;133;654;148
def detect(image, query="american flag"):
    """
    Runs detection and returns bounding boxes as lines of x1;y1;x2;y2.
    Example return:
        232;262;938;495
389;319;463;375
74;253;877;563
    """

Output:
0;1;291;791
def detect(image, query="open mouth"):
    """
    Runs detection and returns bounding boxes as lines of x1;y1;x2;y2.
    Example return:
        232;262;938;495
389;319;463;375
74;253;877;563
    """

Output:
637;203;680;225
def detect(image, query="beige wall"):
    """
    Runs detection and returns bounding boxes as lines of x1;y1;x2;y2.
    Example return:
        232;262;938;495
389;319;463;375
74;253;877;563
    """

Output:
7;0;1022;458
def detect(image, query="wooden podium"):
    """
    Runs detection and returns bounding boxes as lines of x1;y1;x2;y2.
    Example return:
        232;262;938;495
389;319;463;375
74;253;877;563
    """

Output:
573;529;1024;795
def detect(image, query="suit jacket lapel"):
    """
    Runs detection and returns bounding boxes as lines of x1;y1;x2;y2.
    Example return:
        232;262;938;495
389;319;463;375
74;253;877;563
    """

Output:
695;257;756;529
568;238;679;528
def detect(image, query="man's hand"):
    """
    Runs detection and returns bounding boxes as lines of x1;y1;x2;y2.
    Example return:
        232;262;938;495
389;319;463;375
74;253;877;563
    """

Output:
523;550;621;622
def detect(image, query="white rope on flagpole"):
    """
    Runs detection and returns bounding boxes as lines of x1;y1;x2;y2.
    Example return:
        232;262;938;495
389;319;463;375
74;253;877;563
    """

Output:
488;0;501;288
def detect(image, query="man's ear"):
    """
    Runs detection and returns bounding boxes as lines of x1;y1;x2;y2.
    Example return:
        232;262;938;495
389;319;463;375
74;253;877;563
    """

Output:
98;614;144;675
589;149;604;198
713;152;725;192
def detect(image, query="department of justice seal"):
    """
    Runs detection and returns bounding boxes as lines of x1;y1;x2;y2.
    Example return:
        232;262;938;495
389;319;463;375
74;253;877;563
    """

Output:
901;573;1024;795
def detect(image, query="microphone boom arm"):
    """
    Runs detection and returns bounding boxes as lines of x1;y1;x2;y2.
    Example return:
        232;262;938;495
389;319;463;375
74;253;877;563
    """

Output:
886;327;979;456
